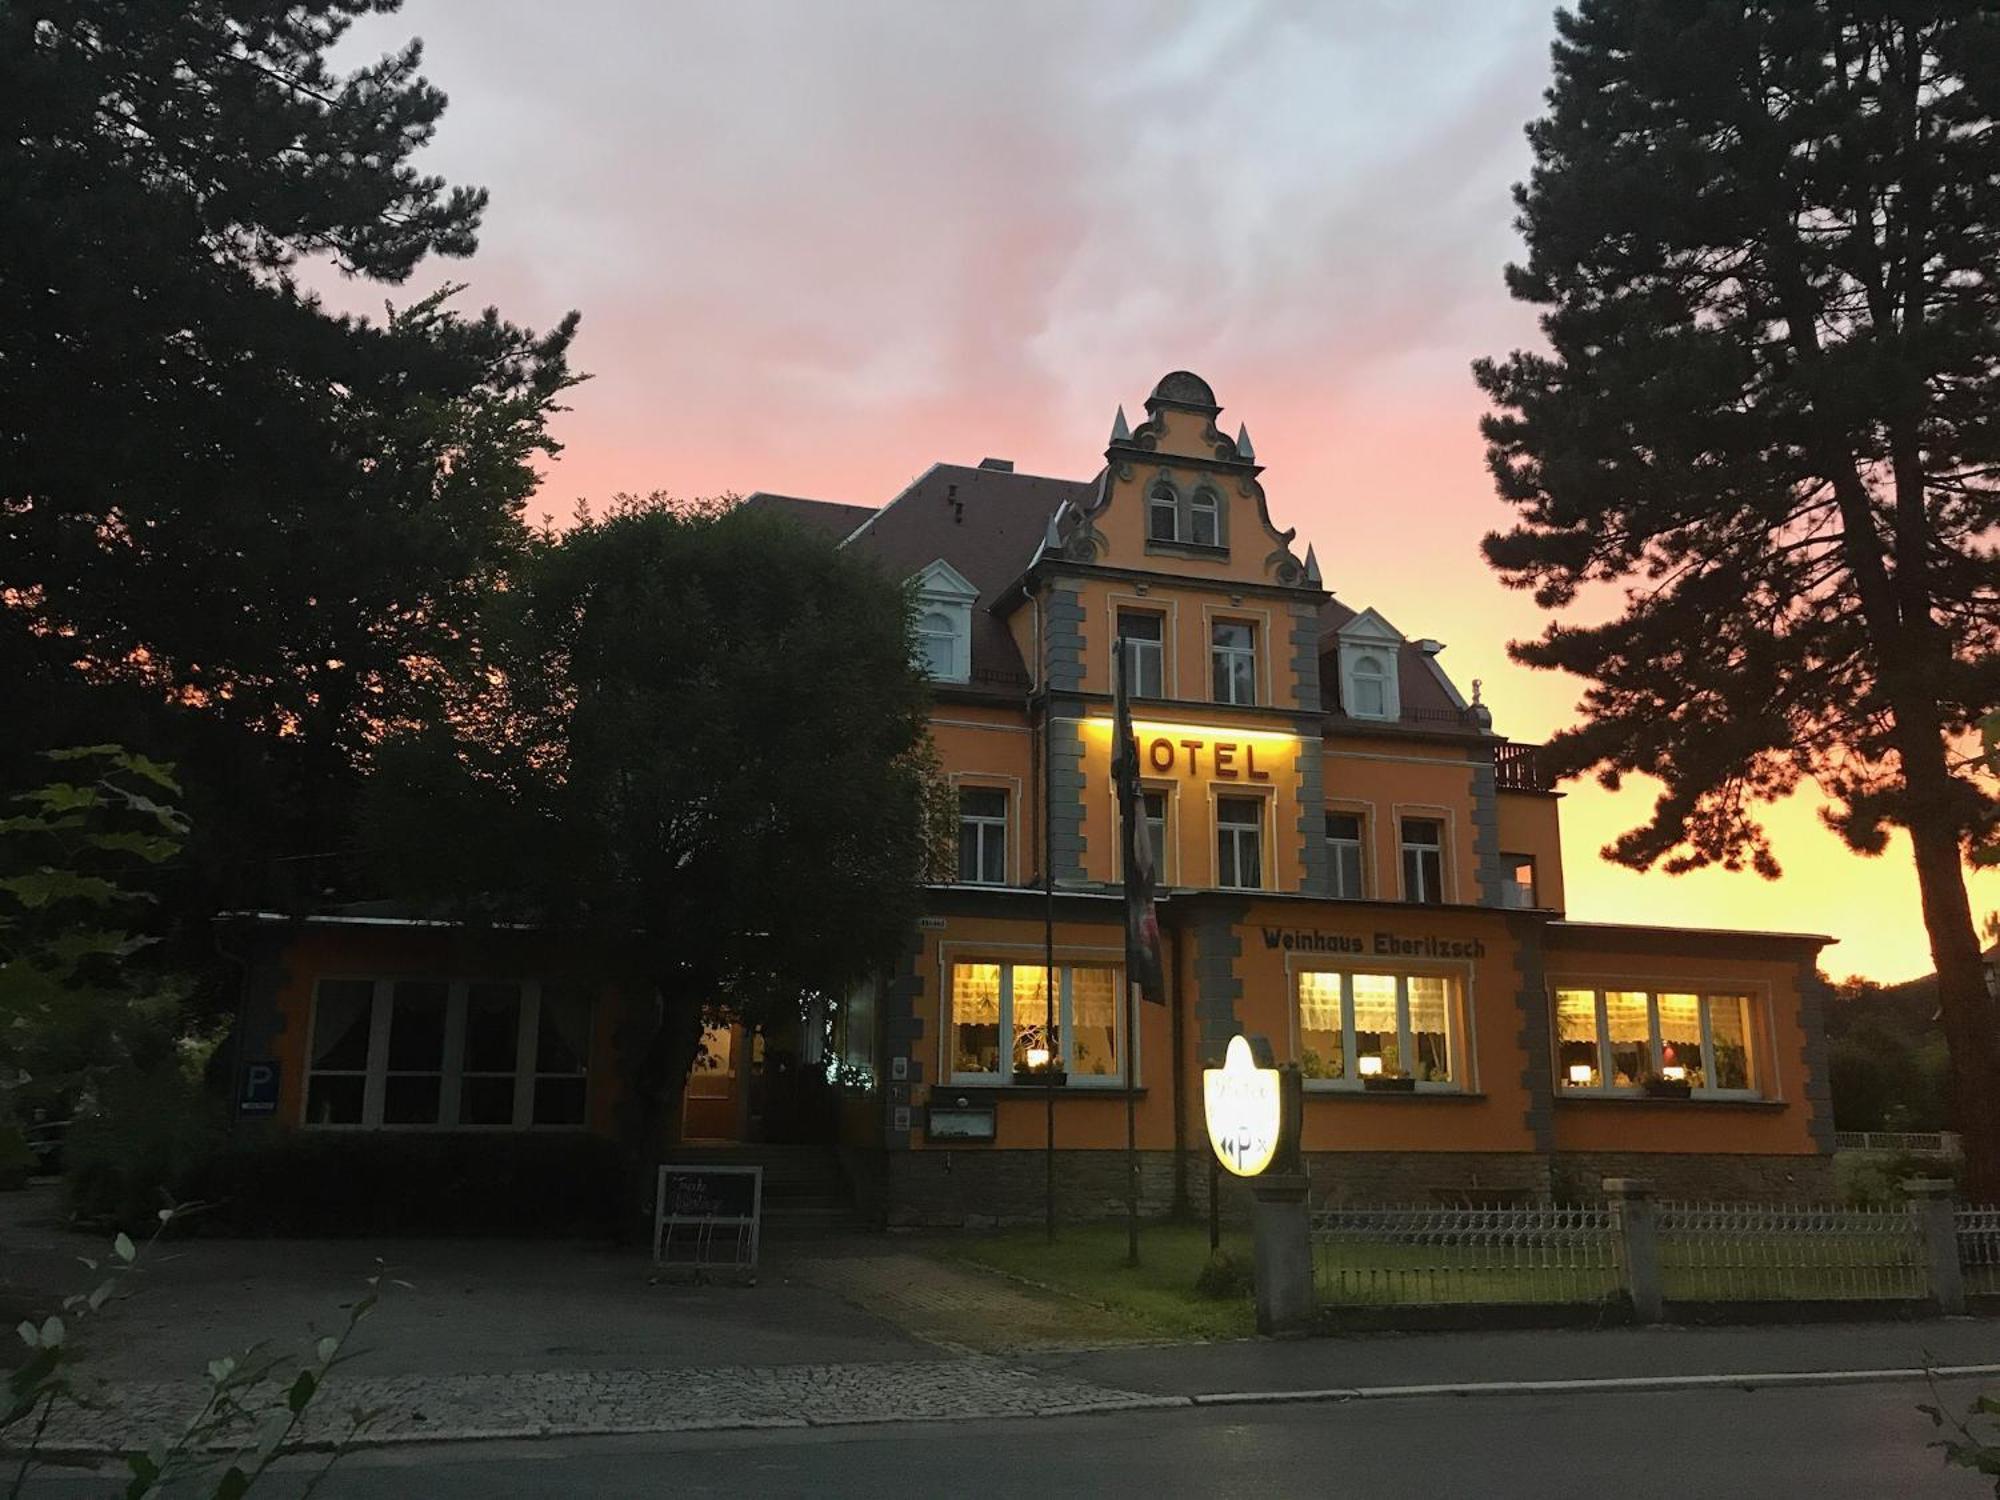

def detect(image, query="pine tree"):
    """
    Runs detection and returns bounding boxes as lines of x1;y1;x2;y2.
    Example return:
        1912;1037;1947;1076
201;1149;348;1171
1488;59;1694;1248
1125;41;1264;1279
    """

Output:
1476;1;2000;1196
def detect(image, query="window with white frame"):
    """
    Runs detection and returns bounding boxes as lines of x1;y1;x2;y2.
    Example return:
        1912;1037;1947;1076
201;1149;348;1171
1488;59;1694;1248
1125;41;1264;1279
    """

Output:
1326;811;1365;899
1499;853;1536;909
957;786;1008;884
1349;653;1391;718
1189;489;1220;546
1401;817;1445;904
1148;486;1179;542
949;961;1121;1083
1296;970;1459;1087
1211;620;1257;705
305;978;592;1128
1216;796;1264;889
1118;610;1165;699
916;611;959;680
1555;988;1758;1095
1142;790;1169;880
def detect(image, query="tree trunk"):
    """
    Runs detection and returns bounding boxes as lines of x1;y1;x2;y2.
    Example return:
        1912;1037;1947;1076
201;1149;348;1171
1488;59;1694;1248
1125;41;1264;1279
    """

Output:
617;983;707;1236
1896;729;2000;1205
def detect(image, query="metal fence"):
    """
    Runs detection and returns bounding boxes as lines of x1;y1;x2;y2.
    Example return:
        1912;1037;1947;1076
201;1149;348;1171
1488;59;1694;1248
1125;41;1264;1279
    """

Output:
1833;1130;1962;1157
1311;1204;1621;1306
1958;1207;2000;1297
1655;1201;1928;1302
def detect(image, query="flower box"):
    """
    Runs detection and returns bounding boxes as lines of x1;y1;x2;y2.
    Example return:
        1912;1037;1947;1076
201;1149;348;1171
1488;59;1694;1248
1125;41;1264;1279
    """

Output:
1642;1077;1693;1100
1362;1075;1417;1094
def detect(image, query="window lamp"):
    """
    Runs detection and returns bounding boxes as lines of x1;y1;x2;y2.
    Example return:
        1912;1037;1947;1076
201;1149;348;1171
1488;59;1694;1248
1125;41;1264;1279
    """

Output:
1295;970;1461;1089
948;961;1122;1084
1555;987;1761;1097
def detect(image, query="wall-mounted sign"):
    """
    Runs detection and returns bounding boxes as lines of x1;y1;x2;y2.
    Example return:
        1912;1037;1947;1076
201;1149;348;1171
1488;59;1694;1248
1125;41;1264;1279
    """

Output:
238;1060;280;1116
1085;719;1297;787
1204;1035;1289;1177
1260;927;1487;960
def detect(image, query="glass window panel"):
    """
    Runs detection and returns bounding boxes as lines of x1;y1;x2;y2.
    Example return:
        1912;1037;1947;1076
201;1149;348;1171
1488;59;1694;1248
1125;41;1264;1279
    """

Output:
533;1076;587;1126
1332;842;1363;898
1142;791;1168;875
1352;974;1401;1078
687;1023;734;1099
386;981;447;1070
1148;492;1178;541
1556;989;1600;1088
1708;994;1754;1090
959;787;1006;818
306;1074;365;1125
1656;992;1704;1086
1604;991;1651;1087
382;1073;441;1125
1298;972;1345;1081
1069;968;1118;1079
1352;655;1388;717
311;981;374;1070
1409;976;1451;1083
1190;493;1219;546
1013;965;1057;1073
951;963;1002;1075
463;983;521;1074
1327;812;1361;841
534;989;592;1075
458;1075;517;1126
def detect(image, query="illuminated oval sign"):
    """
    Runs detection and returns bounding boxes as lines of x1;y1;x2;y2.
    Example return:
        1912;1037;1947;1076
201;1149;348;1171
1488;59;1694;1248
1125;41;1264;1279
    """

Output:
1203;1035;1283;1177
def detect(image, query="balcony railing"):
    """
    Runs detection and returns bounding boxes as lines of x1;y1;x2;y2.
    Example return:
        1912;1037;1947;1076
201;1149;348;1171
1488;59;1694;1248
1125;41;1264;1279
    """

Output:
1493;740;1552;793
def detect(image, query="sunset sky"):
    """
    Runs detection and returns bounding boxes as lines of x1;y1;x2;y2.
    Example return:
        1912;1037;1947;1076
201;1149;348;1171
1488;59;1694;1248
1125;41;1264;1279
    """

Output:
329;0;1995;983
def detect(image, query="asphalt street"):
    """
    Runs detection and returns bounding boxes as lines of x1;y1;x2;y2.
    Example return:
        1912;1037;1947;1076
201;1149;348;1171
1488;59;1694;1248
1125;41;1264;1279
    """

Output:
20;1376;1997;1498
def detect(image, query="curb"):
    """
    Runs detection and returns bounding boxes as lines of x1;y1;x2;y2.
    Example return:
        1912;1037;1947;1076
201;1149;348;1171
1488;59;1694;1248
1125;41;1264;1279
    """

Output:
16;1362;1999;1463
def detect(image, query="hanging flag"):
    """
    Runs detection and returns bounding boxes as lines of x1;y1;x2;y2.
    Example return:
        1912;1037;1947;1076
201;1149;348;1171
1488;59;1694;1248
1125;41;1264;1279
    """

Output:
1113;638;1167;1005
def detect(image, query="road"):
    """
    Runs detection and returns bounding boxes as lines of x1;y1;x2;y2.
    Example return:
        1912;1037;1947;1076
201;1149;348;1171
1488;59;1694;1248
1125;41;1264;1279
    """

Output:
21;1376;1994;1497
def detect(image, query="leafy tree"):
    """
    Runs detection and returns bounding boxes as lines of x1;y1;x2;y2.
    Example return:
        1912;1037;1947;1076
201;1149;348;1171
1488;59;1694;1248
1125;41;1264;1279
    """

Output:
1475;1;2000;1197
0;746;192;1111
359;496;933;1161
3;1;579;940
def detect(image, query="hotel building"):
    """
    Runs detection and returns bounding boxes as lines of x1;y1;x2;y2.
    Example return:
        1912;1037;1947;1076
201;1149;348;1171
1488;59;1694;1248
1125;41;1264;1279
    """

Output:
229;371;1838;1223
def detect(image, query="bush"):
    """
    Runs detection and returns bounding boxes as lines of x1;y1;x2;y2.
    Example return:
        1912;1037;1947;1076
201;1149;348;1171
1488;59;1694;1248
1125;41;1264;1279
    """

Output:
0;1124;34;1189
1835;1149;1961;1208
1193;1247;1253;1300
64;1064;225;1227
178;1132;631;1237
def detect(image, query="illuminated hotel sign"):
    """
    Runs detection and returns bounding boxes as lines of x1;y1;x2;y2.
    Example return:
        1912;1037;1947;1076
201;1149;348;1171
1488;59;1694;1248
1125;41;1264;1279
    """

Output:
1087;720;1297;785
1203;1035;1285;1177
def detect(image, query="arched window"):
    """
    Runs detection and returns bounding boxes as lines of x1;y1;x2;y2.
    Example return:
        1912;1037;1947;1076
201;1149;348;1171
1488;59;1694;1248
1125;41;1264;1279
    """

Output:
1189;489;1220;546
1351;654;1390;718
917;611;959;680
1148;486;1179;542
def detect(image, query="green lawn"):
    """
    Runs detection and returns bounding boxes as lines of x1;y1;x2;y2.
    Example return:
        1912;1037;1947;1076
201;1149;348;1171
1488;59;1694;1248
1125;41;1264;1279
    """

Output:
939;1221;1258;1341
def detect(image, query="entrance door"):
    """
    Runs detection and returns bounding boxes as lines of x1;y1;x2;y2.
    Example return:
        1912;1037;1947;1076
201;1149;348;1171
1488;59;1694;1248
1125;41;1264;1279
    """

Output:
681;1023;744;1141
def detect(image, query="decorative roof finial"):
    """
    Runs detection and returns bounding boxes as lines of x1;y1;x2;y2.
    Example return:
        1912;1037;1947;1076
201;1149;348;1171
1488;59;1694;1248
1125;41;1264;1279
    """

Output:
1303;544;1321;587
1235;423;1255;461
1110;406;1131;444
1472;678;1484;706
1044;501;1067;551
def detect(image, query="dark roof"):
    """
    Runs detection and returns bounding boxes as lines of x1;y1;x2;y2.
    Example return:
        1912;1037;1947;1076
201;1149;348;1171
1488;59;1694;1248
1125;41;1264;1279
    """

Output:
841;463;1097;693
740;491;876;541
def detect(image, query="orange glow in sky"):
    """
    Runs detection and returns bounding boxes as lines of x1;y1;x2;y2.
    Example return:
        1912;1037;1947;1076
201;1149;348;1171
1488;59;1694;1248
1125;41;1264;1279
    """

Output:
324;1;1995;981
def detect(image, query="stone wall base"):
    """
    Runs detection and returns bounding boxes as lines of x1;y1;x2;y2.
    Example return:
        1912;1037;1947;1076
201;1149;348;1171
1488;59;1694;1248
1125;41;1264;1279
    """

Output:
878;1148;1838;1227
1550;1151;1837;1204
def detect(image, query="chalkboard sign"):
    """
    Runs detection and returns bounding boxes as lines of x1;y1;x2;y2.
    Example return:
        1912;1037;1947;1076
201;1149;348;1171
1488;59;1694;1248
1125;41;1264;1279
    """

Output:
653;1164;762;1273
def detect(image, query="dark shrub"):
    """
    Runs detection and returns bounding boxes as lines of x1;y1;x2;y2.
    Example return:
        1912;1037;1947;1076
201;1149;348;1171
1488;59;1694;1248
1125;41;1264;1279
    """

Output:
1194;1247;1253;1300
179;1132;631;1237
64;1064;226;1227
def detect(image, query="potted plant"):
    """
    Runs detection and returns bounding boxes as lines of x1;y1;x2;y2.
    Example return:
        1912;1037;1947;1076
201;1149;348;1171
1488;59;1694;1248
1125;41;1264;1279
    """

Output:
1642;1073;1692;1100
1362;1074;1417;1094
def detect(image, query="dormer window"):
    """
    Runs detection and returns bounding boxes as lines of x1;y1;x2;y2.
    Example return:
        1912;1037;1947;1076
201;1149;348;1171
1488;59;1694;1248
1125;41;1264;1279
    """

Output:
1189;489;1219;547
1350;654;1390;718
1337;609;1407;721
1148;486;1179;542
910;558;979;685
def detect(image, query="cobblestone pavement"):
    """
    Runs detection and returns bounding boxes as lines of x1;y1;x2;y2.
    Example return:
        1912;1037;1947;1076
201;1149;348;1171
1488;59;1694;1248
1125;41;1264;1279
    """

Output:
25;1358;1173;1455
783;1246;1145;1353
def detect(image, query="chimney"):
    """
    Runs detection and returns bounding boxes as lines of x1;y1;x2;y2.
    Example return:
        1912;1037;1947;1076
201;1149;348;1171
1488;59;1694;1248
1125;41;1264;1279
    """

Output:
977;457;1014;472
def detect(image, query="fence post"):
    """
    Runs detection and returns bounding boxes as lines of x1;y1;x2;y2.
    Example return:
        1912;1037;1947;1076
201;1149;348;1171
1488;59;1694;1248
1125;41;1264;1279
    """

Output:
1605;1178;1663;1324
1250;1172;1315;1335
1903;1178;1965;1316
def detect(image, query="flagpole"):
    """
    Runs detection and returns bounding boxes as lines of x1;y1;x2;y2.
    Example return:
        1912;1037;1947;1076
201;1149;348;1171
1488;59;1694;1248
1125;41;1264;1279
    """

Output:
1043;604;1057;1245
1116;639;1141;1269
